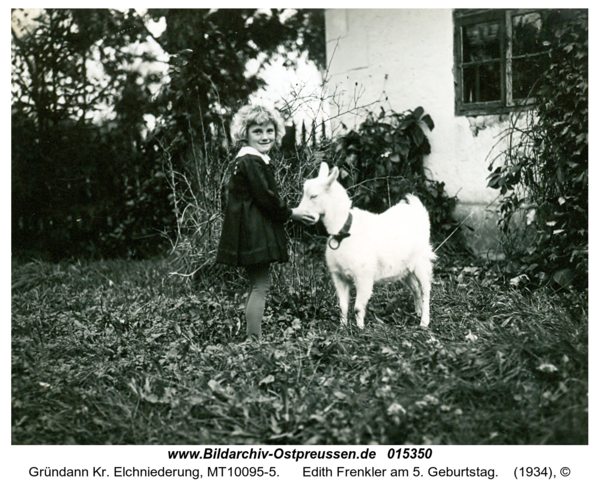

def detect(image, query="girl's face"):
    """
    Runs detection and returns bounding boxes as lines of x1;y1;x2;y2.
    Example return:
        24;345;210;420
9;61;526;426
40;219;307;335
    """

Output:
247;122;276;154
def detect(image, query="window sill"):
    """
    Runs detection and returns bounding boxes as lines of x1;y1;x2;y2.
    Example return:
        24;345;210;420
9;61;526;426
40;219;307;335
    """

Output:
456;101;535;117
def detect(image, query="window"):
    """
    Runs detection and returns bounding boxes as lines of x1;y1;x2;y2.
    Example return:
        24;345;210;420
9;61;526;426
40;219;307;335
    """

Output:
454;9;547;115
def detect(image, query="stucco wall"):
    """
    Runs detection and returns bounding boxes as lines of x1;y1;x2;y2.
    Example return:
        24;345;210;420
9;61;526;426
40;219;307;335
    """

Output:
325;9;508;255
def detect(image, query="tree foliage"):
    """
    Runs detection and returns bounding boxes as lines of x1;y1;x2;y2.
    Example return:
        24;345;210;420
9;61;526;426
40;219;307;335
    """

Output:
11;9;149;130
12;9;168;259
11;8;326;260
487;9;588;289
148;9;324;159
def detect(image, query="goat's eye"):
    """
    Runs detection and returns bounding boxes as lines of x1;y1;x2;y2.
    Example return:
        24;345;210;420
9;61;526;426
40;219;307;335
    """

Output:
309;195;317;200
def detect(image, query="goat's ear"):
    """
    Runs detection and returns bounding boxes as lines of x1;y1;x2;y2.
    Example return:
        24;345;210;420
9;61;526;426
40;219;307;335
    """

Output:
318;162;330;178
326;166;339;188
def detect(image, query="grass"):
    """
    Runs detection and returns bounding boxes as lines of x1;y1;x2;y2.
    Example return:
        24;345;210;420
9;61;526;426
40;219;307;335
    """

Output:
11;255;588;445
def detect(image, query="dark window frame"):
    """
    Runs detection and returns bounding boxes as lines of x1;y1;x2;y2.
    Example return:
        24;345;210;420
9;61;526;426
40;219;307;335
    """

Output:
454;9;546;116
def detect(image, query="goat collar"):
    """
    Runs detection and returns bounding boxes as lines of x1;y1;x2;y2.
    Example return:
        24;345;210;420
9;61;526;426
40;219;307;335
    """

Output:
328;212;353;250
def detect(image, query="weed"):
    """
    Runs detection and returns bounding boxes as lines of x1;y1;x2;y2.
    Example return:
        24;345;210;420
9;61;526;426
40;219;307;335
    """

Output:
12;258;587;444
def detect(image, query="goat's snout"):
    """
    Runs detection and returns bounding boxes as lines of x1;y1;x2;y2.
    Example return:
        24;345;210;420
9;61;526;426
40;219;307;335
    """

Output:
304;212;319;225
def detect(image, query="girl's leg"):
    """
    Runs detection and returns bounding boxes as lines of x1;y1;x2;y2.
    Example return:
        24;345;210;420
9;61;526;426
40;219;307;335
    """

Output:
245;263;271;340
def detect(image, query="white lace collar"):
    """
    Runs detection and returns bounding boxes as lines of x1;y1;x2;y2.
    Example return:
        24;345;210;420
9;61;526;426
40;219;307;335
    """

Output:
236;146;271;165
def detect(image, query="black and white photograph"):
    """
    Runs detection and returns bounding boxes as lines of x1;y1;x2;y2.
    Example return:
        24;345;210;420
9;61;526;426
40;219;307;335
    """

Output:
9;5;592;487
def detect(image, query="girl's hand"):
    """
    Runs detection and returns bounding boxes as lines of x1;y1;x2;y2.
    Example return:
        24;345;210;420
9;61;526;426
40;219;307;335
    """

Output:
290;208;318;225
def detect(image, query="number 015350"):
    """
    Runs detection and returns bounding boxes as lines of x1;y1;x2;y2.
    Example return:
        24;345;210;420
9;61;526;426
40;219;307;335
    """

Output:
387;448;432;460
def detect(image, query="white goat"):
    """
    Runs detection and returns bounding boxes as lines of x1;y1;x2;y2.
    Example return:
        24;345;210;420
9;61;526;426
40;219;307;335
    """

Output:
294;162;436;329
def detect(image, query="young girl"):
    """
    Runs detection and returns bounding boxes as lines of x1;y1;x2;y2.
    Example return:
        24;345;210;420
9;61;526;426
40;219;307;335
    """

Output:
216;104;316;341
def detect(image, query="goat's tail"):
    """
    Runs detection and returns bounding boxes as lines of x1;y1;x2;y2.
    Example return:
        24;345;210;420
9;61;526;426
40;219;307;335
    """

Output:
404;193;425;209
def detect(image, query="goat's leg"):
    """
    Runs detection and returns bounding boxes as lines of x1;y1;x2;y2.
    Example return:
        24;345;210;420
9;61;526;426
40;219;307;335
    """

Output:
414;259;433;327
331;273;351;327
404;273;423;317
420;285;431;327
354;278;374;329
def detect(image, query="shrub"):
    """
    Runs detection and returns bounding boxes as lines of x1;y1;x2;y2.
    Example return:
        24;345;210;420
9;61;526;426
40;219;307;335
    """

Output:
11;110;175;261
487;9;588;289
163;134;328;297
167;107;467;288
318;107;466;255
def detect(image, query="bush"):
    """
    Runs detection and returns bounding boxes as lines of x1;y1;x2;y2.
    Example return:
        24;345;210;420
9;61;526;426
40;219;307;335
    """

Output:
167;106;468;291
487;10;588;290
164;134;327;295
318;107;466;255
11;110;176;261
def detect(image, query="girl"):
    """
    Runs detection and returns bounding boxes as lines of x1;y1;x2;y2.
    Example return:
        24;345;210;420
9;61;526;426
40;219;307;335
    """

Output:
216;105;316;341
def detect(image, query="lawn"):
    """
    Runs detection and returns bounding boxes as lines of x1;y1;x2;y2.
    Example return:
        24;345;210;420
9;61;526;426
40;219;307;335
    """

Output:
11;256;588;445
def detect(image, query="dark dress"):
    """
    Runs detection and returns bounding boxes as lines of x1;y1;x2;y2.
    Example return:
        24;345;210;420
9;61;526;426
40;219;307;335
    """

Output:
216;150;292;267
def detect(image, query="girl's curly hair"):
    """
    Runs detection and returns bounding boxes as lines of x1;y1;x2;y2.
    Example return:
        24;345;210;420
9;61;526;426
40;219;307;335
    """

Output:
230;104;286;146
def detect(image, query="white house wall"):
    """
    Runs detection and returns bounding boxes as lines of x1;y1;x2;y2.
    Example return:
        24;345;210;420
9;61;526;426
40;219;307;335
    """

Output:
325;9;508;255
